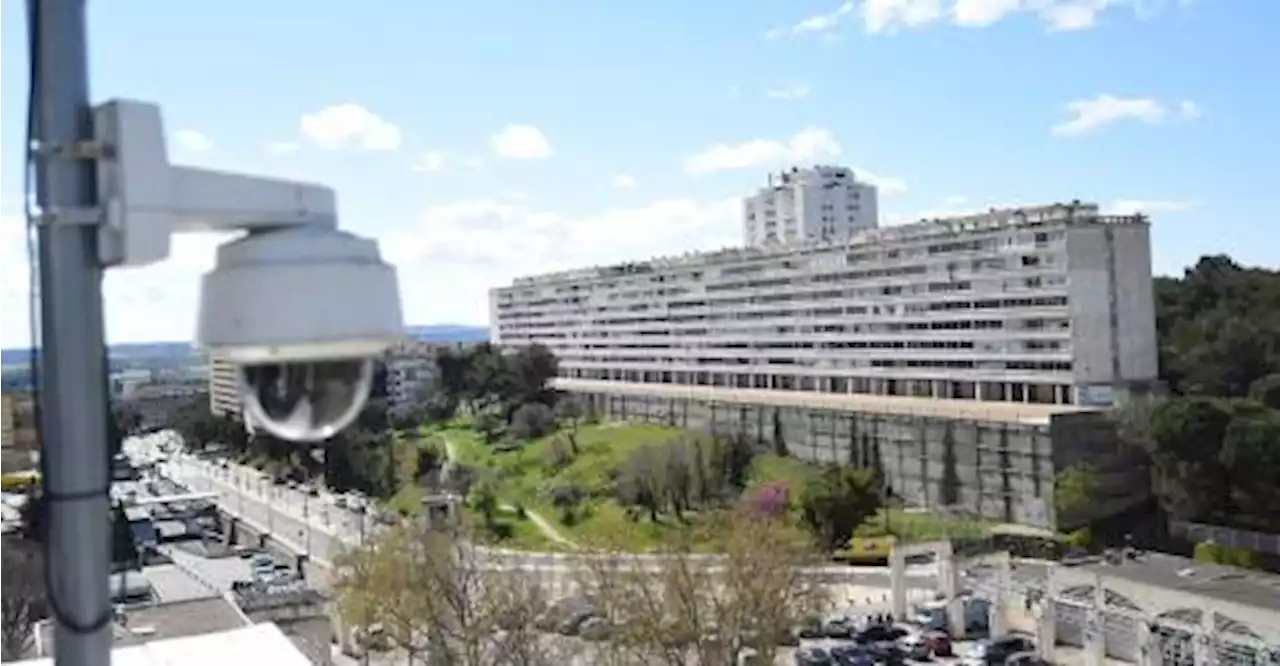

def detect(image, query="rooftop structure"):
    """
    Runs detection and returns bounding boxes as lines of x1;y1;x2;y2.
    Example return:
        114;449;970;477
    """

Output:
743;165;880;247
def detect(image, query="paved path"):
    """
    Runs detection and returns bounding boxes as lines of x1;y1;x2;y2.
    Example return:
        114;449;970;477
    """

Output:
437;432;580;550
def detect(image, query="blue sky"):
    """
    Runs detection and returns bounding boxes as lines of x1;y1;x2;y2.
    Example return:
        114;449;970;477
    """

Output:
2;0;1277;346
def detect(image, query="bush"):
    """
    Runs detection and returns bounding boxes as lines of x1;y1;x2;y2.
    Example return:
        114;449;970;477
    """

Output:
1063;527;1095;552
509;403;556;441
547;436;575;470
1193;541;1262;569
550;484;585;509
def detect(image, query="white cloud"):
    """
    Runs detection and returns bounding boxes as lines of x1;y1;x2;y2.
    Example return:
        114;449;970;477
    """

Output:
1051;94;1172;137
382;197;741;327
172;129;214;152
683;129;907;196
766;1;855;39
775;0;1187;35
611;174;639;190
765;83;812;100
263;140;299;155
490;124;554;160
1105;199;1200;215
684;128;843;175
412;151;448;173
299;104;403;151
862;0;944;33
1178;100;1203;120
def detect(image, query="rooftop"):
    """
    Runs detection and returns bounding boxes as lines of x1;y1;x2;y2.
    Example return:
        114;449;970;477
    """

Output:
551;378;1097;425
1078;551;1280;617
506;202;1147;287
23;622;308;666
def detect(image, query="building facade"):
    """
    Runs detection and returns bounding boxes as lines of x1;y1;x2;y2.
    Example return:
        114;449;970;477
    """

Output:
382;339;443;409
207;356;241;419
492;202;1159;410
490;202;1160;529
743;165;879;247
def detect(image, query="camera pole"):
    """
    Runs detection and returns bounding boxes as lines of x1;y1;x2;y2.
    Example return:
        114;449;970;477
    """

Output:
28;1;115;664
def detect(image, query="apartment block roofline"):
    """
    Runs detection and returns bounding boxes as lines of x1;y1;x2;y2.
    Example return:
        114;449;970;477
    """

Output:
508;201;1149;288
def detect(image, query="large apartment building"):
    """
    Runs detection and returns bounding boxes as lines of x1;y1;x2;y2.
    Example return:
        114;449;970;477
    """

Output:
492;202;1158;408
491;202;1159;528
743;165;879;247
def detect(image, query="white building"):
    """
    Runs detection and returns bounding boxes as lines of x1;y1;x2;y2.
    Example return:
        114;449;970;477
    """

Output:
383;339;442;408
490;202;1159;409
207;356;241;419
743;165;879;247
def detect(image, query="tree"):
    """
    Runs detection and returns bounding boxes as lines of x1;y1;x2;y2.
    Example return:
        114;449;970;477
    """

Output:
1148;396;1234;521
1054;462;1102;524
1218;403;1280;531
577;509;828;666
1;540;45;661
508;402;555;442
333;521;557;665
799;466;882;551
554;395;585;454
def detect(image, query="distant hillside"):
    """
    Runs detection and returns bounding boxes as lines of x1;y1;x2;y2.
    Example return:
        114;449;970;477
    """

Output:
1;324;490;366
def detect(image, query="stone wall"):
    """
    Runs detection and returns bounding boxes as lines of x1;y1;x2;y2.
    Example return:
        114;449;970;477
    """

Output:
575;391;1143;531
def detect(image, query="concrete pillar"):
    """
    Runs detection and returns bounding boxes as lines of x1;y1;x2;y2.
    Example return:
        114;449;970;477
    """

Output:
976;382;986;401
1036;565;1058;662
1195;611;1217;666
1084;580;1107;666
1023;383;1032;404
1054;384;1065;405
1136;620;1161;666
890;547;908;620
988;552;1011;638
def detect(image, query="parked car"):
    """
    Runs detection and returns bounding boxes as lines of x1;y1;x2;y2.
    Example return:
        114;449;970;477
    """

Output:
830;644;875;666
854;623;909;644
795;646;833;666
978;635;1037;665
823;615;858;638
1005;650;1045;666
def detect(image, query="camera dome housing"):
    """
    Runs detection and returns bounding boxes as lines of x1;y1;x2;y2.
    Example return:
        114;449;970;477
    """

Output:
197;226;404;442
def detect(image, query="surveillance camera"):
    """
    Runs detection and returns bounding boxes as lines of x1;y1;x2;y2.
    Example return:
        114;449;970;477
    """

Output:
197;226;404;443
237;345;377;442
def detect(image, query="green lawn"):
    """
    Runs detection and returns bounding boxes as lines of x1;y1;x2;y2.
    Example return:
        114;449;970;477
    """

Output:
425;418;1001;553
428;420;832;552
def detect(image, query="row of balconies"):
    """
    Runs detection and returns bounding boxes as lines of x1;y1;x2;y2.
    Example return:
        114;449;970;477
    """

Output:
497;306;1072;336
497;256;1070;315
553;346;1074;364
536;327;1073;346
496;231;1073;302
565;360;1075;384
499;284;1072;324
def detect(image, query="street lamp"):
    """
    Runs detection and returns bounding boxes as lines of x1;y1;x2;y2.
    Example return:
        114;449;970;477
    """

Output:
26;4;405;664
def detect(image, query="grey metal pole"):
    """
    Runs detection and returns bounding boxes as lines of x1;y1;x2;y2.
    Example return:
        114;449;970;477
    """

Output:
30;0;114;664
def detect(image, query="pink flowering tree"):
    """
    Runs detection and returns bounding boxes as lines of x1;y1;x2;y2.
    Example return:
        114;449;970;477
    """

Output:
747;483;790;519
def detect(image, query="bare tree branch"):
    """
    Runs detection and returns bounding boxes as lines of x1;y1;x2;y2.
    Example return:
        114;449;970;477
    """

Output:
2;540;46;661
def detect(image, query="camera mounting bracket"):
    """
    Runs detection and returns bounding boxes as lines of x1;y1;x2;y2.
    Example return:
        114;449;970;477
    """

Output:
92;99;338;268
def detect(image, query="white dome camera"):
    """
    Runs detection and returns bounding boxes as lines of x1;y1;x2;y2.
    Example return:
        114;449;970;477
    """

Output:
199;227;403;442
92;99;405;443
